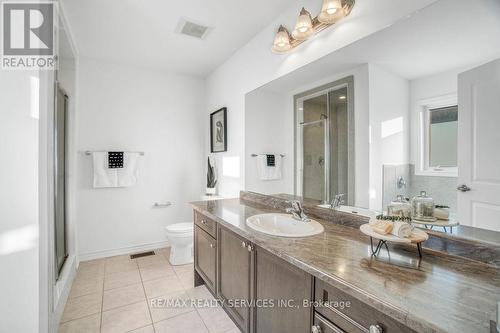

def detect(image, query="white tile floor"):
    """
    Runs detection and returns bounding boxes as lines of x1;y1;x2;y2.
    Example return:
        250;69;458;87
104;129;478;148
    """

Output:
59;248;241;333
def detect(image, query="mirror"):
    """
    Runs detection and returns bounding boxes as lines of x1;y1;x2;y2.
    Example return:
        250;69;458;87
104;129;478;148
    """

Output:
243;0;500;243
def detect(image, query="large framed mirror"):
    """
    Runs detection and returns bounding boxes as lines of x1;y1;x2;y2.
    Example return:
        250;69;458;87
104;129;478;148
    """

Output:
243;0;500;244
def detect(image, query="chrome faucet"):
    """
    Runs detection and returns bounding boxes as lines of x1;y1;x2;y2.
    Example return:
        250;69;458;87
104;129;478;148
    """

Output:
330;193;345;209
286;200;310;222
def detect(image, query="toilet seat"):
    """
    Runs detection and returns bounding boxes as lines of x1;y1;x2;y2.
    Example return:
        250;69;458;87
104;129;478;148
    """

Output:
165;223;193;234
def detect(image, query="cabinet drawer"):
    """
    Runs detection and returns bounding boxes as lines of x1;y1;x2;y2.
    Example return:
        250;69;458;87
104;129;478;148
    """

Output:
195;211;217;238
313;312;345;333
194;226;217;292
314;279;415;333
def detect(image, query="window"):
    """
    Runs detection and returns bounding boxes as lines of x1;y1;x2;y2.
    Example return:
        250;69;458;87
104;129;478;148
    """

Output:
429;105;458;167
417;94;458;177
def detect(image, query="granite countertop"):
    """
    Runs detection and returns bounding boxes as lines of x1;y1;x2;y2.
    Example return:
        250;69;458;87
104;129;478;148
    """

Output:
191;198;499;333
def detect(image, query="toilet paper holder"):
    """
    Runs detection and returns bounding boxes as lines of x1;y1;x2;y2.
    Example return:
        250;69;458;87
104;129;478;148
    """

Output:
153;202;172;208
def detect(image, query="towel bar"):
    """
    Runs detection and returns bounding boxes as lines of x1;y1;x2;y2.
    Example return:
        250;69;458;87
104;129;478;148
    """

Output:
153;202;172;208
84;150;145;156
251;153;285;157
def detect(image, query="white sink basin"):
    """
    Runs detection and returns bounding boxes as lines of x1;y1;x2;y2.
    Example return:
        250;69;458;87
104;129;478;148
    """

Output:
246;213;324;237
317;204;379;218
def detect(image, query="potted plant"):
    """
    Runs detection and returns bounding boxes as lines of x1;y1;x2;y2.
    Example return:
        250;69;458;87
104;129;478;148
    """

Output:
206;157;217;195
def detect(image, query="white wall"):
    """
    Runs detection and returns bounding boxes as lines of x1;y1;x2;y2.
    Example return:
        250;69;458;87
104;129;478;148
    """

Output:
205;0;438;198
368;64;410;210
409;68;462;165
0;71;39;333
245;89;293;194
76;58;205;259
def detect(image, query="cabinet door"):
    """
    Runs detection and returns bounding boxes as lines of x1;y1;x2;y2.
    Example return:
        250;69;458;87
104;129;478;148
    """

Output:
194;225;216;292
254;247;312;333
217;226;252;333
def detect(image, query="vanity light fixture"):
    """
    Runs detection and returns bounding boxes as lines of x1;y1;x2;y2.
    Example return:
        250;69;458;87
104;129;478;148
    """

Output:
272;0;355;54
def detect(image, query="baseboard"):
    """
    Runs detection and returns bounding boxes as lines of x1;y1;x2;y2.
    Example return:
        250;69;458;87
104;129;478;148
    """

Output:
78;240;170;262
51;255;77;332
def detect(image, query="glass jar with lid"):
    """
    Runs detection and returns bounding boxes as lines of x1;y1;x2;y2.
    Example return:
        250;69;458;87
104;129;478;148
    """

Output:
411;191;435;221
387;195;412;218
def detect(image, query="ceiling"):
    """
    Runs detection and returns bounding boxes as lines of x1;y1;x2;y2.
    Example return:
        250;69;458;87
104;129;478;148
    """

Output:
61;0;291;76
260;0;500;93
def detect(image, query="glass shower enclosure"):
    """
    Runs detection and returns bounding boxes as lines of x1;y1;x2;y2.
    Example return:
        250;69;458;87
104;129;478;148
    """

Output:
295;77;354;204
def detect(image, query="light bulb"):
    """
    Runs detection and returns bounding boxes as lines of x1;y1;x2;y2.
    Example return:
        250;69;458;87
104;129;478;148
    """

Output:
292;8;314;41
272;25;292;53
327;7;337;14
318;0;343;24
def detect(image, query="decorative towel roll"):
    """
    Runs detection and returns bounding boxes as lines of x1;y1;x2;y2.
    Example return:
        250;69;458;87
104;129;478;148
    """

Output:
391;221;412;238
434;208;450;220
372;221;393;235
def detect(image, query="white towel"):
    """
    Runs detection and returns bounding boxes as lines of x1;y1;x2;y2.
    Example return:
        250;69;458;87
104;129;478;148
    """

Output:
391;221;412;238
93;152;140;188
434;208;450;220
256;154;282;180
93;152;118;188
117;152;139;187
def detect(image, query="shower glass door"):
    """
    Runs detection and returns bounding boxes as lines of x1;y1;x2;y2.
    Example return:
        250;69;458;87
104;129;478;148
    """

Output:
296;78;352;204
298;93;330;202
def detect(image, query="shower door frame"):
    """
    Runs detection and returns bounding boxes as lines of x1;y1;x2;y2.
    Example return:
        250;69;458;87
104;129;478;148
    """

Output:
54;82;69;280
294;76;355;204
297;92;331;202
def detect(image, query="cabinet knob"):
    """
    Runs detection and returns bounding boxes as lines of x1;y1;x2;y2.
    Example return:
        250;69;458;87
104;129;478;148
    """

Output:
369;324;383;333
311;325;322;333
241;241;247;248
247;244;254;252
201;219;207;224
210;243;216;249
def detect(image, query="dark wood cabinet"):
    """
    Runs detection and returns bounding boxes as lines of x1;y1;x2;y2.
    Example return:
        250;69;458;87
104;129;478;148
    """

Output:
314;279;416;333
193;210;415;333
194;225;217;293
217;226;253;333
253;246;313;333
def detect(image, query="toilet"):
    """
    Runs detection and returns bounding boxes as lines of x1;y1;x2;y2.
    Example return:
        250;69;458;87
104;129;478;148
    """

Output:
164;222;194;265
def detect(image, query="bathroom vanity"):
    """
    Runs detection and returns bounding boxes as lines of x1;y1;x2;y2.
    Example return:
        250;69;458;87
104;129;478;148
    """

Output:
191;193;499;333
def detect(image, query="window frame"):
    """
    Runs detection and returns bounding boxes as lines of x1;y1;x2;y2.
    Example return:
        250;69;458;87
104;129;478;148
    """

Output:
417;93;458;177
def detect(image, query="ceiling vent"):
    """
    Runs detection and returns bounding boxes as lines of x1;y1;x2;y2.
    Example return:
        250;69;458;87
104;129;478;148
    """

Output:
176;18;212;40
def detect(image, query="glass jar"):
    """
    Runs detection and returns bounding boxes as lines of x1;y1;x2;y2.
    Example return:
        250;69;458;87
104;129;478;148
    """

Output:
411;191;435;221
387;195;412;218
